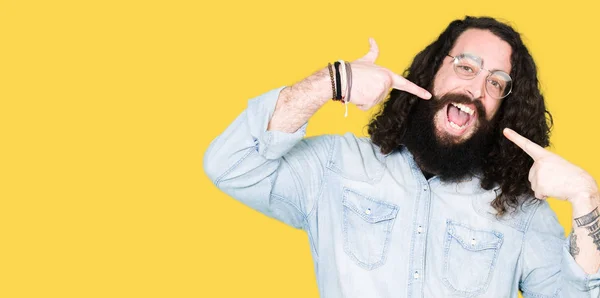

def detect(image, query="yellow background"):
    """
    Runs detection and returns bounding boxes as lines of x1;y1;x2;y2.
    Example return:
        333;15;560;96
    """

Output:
1;0;599;297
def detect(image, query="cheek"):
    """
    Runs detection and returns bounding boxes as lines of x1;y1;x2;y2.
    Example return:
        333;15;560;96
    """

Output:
432;111;449;138
484;101;502;120
433;69;461;96
433;109;445;129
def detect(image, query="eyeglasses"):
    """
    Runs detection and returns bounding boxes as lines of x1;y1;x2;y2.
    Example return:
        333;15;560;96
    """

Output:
447;53;513;99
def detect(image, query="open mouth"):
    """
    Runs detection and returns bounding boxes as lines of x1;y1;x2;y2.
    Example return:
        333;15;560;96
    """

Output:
444;102;477;135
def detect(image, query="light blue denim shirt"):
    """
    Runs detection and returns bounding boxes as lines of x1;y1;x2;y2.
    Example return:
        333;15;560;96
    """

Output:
203;87;600;298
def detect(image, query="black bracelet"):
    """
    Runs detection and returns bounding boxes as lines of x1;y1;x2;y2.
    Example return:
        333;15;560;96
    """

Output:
334;61;342;101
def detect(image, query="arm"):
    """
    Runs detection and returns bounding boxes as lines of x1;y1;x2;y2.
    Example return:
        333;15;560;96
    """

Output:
268;38;431;134
570;192;600;274
204;39;431;227
203;85;333;228
519;201;600;297
504;128;600;296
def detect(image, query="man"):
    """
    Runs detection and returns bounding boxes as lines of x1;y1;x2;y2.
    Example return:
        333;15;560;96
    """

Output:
203;16;600;297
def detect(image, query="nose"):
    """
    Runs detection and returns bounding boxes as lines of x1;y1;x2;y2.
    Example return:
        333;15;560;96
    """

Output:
464;73;487;100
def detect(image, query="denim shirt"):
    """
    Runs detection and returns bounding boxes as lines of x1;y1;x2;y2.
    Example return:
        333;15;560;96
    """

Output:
203;87;600;298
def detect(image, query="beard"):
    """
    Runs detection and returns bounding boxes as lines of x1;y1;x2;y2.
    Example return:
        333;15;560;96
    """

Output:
401;93;496;182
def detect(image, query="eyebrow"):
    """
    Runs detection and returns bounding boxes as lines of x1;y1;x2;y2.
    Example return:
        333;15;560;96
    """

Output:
454;52;511;74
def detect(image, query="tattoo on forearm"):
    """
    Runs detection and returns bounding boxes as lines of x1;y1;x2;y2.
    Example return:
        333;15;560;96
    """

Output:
570;228;580;258
590;229;600;252
586;220;600;234
575;207;600;252
574;207;599;226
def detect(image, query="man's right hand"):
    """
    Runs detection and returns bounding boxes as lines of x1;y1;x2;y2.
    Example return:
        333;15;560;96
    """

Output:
347;38;431;111
268;38;431;133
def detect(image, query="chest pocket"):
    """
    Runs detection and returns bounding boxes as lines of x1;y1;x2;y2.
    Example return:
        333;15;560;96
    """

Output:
442;220;503;297
342;187;398;270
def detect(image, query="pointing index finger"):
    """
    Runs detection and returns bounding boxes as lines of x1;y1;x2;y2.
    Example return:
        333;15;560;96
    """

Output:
503;128;548;160
390;72;432;99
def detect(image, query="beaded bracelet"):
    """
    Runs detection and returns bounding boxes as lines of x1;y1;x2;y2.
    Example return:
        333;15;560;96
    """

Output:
327;63;336;100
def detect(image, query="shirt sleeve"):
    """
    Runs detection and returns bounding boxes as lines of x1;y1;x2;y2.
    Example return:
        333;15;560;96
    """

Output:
203;86;334;230
520;201;600;297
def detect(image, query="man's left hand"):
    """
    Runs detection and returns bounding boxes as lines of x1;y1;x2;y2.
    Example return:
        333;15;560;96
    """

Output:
503;128;598;204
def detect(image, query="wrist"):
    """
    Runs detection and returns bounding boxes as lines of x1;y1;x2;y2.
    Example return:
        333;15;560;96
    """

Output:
296;67;335;106
274;68;332;119
571;190;600;218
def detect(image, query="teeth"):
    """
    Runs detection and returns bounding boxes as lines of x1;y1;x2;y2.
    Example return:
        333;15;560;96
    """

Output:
449;121;465;129
452;103;474;115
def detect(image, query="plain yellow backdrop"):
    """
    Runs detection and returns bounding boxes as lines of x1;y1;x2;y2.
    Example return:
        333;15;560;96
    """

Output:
1;0;599;297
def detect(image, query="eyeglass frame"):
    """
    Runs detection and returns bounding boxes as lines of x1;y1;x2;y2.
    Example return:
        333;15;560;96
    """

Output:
446;53;513;99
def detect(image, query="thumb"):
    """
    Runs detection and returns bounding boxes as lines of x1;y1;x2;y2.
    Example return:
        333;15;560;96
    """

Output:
356;37;379;63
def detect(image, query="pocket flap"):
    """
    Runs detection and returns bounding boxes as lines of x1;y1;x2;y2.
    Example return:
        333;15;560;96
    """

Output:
447;221;503;251
342;188;398;223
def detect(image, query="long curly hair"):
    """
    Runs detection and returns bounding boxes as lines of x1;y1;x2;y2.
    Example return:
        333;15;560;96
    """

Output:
367;16;553;216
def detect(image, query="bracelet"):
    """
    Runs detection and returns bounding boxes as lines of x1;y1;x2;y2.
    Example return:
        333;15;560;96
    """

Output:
343;61;352;117
344;61;352;104
327;63;336;100
334;61;342;101
338;60;347;101
327;60;352;117
337;60;349;117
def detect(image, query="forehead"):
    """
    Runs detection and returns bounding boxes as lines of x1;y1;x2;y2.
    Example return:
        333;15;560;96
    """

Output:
450;29;512;74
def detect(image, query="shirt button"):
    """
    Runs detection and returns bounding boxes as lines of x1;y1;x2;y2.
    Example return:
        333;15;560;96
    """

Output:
414;271;420;279
417;226;423;234
365;208;372;215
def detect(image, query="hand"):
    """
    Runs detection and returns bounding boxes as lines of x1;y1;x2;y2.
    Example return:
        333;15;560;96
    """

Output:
503;128;598;203
347;38;431;111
